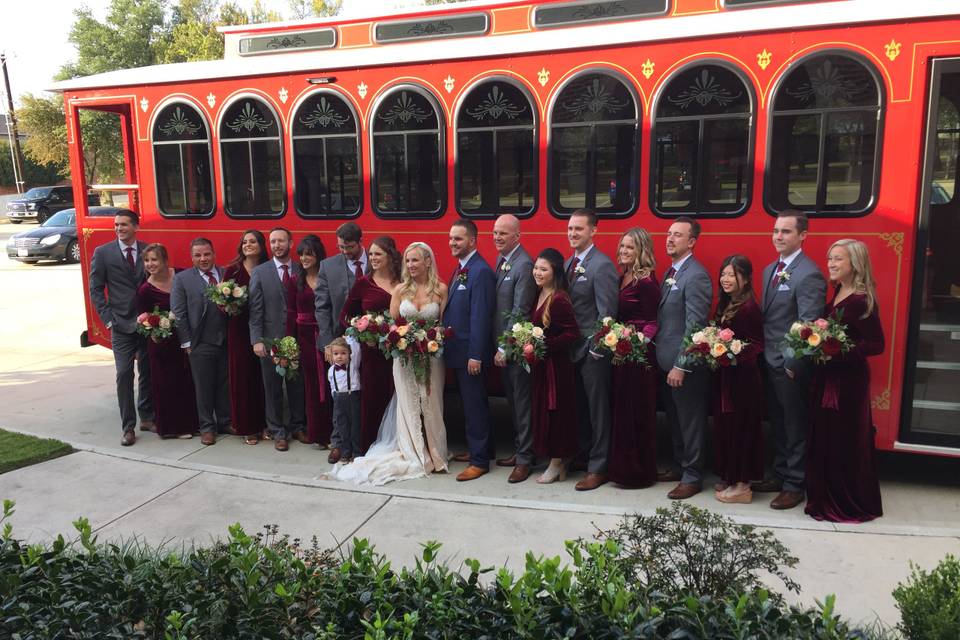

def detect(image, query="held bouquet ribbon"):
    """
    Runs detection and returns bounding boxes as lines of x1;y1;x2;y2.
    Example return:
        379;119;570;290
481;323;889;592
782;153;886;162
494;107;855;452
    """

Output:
591;316;650;366
679;323;748;372
346;311;393;347
265;336;300;381
498;319;547;373
136;306;177;343
379;318;453;393
205;279;248;316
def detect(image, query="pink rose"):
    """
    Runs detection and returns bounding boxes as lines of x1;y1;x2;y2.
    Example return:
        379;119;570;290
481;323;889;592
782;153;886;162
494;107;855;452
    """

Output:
136;313;149;324
718;328;734;342
522;343;535;355
815;318;829;330
356;316;370;331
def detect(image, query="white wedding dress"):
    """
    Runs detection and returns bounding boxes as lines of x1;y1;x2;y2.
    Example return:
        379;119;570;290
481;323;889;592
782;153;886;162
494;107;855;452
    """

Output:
327;299;449;485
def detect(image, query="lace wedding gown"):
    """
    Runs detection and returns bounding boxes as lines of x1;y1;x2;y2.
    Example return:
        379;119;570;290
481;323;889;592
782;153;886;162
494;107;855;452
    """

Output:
327;299;449;485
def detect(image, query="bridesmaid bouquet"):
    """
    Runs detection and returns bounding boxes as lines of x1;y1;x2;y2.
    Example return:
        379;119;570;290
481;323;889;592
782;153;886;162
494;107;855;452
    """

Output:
136;307;177;343
346;311;392;347
783;316;851;363
680;324;747;370
498;320;546;372
266;336;300;380
206;279;248;315
591;316;650;366
380;318;453;389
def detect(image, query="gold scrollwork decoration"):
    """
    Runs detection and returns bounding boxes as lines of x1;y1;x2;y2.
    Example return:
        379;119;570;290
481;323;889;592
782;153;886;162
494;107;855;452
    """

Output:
641;59;655;80
871;389;891;411
880;232;904;257
884;39;902;62
537;68;550;87
757;49;772;71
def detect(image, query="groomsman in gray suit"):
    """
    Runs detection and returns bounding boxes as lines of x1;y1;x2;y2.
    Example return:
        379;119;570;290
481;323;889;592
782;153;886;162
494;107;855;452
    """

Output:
755;210;826;510
171;238;231;446
564;210;619;491
250;228;307;451
491;214;537;483
656;217;712;500
315;222;367;359
88;209;154;446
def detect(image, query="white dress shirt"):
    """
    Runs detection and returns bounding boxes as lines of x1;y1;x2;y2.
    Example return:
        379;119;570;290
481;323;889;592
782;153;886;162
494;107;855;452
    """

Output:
326;336;362;393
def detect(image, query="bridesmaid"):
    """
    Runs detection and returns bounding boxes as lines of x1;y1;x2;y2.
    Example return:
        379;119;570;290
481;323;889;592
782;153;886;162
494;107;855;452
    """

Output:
608;228;660;488
135;243;198;438
339;236;401;453
530;248;581;484
806;239;885;523
294;234;333;446
711;255;765;504
224;230;269;445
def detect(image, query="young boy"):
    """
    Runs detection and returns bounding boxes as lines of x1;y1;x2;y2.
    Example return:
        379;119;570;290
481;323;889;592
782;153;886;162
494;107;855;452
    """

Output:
326;336;361;462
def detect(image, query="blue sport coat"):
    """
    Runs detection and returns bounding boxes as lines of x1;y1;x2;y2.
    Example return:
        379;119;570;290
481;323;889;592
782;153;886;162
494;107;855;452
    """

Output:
443;252;495;368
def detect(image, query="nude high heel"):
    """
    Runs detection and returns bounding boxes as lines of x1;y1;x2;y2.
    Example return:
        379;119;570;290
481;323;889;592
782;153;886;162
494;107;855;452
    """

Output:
537;458;568;484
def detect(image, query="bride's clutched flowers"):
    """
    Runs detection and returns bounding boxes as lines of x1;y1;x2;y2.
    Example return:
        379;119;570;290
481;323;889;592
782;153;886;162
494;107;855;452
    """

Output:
498;319;547;372
380;317;452;391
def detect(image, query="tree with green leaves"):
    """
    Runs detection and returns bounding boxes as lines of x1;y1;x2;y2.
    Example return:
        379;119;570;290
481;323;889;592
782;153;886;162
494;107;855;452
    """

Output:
287;0;342;19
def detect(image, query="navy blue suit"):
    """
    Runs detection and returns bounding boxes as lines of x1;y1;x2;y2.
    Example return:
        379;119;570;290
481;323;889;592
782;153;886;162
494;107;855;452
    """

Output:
444;252;496;468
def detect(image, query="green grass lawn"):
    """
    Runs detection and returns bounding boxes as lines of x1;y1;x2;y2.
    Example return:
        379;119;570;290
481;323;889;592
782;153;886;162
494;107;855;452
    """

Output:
0;429;73;475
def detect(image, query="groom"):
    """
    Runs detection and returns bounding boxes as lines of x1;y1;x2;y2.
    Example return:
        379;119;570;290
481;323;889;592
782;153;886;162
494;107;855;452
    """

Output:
445;219;496;482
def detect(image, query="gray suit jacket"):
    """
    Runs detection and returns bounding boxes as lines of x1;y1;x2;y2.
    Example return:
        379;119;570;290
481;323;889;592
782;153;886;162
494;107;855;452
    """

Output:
564;246;619;362
761;251;826;370
170;266;227;348
655;254;712;372
89;240;147;334
249;260;300;345
315;253;364;350
493;245;536;340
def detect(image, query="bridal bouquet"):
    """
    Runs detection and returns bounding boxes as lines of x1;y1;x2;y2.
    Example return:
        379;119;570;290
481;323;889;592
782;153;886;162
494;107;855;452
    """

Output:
783;315;851;364
591;316;650;366
380;318;453;389
136;306;177;343
680;324;748;370
346;311;392;347
266;336;300;380
206;279;248;315
498;320;546;372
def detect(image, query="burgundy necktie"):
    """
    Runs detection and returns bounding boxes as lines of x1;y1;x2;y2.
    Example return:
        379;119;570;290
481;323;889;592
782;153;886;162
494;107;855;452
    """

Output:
496;256;505;273
450;265;461;286
125;246;135;270
664;266;676;285
354;260;363;279
568;256;580;280
281;264;291;287
205;271;217;286
770;261;786;289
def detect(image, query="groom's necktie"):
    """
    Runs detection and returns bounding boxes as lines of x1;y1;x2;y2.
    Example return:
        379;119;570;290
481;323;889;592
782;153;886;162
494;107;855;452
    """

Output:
450;265;461;287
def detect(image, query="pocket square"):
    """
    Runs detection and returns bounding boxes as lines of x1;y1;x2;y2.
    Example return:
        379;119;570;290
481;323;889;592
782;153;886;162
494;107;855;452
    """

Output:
777;284;790;291
670;284;680;291
503;276;512;281
577;276;588;282
457;284;467;290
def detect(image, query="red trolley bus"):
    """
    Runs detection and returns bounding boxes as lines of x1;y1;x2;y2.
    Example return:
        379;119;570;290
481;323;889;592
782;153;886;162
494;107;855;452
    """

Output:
50;0;960;456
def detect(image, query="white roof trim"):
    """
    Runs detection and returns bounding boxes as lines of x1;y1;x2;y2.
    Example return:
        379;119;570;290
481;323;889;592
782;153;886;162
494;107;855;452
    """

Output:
50;0;958;93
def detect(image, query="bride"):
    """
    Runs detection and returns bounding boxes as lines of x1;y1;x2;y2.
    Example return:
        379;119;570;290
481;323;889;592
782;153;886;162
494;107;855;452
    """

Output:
327;242;450;485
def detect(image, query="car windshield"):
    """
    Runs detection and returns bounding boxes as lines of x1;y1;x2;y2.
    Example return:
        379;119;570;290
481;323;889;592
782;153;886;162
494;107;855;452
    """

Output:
43;210;76;227
23;187;52;199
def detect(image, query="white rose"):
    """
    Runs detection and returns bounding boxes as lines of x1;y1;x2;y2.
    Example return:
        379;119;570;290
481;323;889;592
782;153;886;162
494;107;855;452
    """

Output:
232;287;244;298
397;338;408;350
692;331;706;344
790;322;804;334
374;315;384;324
220;285;231;295
167;311;176;321
601;316;613;325
159;317;171;330
730;339;743;355
531;326;544;338
512;322;523;333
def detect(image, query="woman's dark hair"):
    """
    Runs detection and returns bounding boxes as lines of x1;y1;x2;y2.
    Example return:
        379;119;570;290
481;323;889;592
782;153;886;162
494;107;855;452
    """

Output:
296;234;327;287
370;235;402;283
536;248;568;328
715;254;755;324
230;229;268;268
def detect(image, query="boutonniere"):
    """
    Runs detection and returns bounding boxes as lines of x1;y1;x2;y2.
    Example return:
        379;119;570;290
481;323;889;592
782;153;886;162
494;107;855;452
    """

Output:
665;277;676;287
777;270;791;283
457;268;469;284
574;265;586;276
500;262;511;272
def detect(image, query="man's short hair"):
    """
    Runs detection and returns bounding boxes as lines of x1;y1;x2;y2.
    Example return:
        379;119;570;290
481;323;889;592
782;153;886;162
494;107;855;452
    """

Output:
190;237;214;250
336;222;362;243
269;226;293;242
674;216;701;239
452;218;478;239
115;209;139;225
570;209;598;227
777;209;809;233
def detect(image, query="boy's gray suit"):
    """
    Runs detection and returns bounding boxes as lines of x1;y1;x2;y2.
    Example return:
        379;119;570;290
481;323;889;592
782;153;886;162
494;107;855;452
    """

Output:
655;254;712;486
760;251;826;493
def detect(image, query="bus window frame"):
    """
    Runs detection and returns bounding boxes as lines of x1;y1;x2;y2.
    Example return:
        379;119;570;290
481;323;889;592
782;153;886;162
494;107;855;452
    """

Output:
453;75;539;220
763;49;886;219
150;97;217;219
648;58;756;219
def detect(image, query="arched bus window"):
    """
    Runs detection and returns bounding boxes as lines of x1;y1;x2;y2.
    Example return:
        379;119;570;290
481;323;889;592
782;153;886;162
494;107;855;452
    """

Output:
456;79;536;217
151;101;214;217
766;53;883;216
292;90;361;217
652;63;753;216
219;96;285;217
371;85;445;217
548;70;639;217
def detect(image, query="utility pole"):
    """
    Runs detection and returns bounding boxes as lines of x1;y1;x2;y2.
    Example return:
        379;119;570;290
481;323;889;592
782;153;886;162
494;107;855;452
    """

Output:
1;52;26;193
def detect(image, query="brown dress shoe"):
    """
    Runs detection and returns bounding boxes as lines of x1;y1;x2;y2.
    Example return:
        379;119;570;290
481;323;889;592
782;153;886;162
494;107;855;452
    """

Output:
657;469;682;483
751;478;783;493
293;431;312;445
139;420;156;433
575;473;609;491
507;464;530;483
452;452;471;463
121;431;136;446
667;482;702;500
274;438;289;452
327;448;342;464
770;490;805;510
456;465;489;481
200;432;216;446
496;454;517;467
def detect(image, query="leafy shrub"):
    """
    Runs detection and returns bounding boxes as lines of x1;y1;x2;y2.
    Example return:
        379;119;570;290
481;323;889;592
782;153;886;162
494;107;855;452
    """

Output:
893;554;960;639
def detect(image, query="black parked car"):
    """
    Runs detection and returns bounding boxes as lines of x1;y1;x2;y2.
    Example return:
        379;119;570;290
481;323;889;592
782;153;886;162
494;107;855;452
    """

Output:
5;186;100;224
5;206;122;264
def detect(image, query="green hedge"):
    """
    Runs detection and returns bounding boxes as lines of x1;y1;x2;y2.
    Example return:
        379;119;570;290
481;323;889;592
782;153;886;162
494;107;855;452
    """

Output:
894;554;960;640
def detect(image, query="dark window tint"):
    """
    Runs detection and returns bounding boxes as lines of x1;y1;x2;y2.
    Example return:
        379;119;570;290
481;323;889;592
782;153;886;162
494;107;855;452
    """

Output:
219;98;285;217
457;81;536;216
152;103;214;216
534;0;668;28
375;13;488;43
292;92;361;217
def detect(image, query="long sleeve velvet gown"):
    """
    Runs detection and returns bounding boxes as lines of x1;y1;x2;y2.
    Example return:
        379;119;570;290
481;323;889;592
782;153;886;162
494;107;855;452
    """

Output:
339;275;395;453
531;291;580;460
805;291;885;523
608;275;660;488
136;281;198;437
711;297;765;485
223;264;266;437
294;282;333;445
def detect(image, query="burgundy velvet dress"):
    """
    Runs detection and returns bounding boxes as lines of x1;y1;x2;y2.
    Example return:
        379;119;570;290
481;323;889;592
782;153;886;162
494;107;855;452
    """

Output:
339;275;395;453
223;264;266;437
609;275;660;488
294;282;333;445
805;292;885;523
136;280;198;437
711;297;765;485
531;291;580;459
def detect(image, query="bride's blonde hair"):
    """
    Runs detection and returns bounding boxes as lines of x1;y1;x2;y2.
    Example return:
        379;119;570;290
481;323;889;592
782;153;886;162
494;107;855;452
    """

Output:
396;242;443;302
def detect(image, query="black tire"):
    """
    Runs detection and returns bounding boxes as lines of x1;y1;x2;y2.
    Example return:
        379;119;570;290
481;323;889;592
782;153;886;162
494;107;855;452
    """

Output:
66;240;80;263
9;219;21;224
22;259;39;264
36;207;51;224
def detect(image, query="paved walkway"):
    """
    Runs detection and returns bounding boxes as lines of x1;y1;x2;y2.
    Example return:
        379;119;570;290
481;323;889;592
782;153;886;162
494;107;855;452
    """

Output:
1;221;958;627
